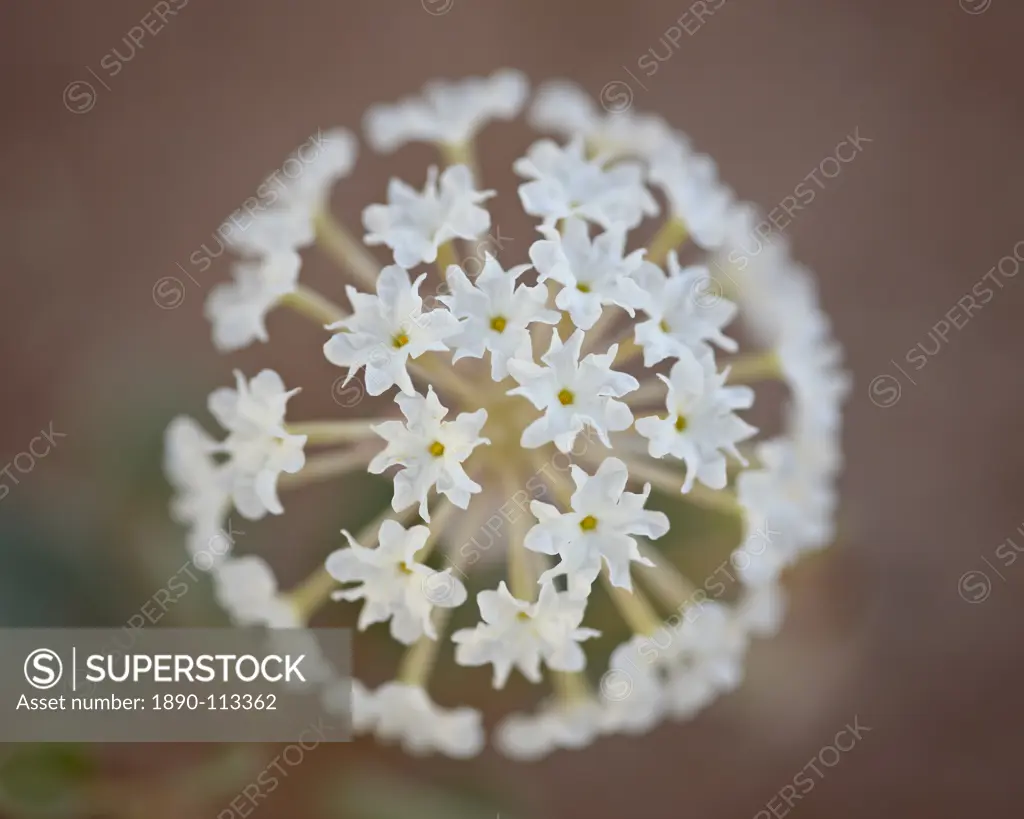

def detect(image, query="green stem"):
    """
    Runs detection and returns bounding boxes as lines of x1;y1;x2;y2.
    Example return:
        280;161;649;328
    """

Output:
280;284;347;326
286;420;379;445
314;209;380;290
503;469;537;602
724;350;782;384
440;140;480;181
646;217;689;267
278;444;378;491
601;571;663;637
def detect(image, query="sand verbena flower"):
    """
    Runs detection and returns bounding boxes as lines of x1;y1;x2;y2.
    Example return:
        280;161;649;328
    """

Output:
167;70;848;760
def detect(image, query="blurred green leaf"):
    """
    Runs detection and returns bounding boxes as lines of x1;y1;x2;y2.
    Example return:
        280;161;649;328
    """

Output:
0;744;93;819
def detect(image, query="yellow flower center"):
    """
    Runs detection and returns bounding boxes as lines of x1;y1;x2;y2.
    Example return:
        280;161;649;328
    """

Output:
428;441;446;457
490;316;507;333
515;611;531;622
674;415;688;432
579;515;598;531
557;389;575;406
398;562;414;575
392;332;410;349
576;283;591;293
659;319;671;333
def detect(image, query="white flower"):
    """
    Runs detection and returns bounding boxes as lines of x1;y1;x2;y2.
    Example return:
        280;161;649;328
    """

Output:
349;681;484;758
723;232;849;441
322;678;377;732
660;601;748;720
363;165;495;268
221;208;316;258
169;73;848;760
525;457;669;595
777;308;851;436
731;530;792;589
722;217;799;342
208;370;307;520
364;69;528;152
164;416;233;564
496;698;606;760
324;265;460;396
508;329;638;452
735;436;838;586
325;519;467;645
529;217;648;330
222;128;357;256
439;255;559;380
284;128;358;209
212;555;300;628
736;583;787;637
452;581;600;688
368;386;489;519
204;251;301;351
649;152;734;250
633;253;738;366
526;80;598;141
529;79;687;162
599;636;665;735
635;351;757;493
515;137;658;229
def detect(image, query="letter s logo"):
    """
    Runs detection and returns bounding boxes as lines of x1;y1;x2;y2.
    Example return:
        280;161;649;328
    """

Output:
25;648;63;689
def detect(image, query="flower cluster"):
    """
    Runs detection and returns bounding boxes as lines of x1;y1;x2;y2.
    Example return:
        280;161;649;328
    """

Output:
166;71;848;760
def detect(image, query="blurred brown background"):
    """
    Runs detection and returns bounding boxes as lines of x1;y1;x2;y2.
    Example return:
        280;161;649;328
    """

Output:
2;0;1023;816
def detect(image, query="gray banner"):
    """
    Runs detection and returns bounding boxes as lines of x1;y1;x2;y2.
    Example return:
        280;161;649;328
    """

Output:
1;629;351;742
